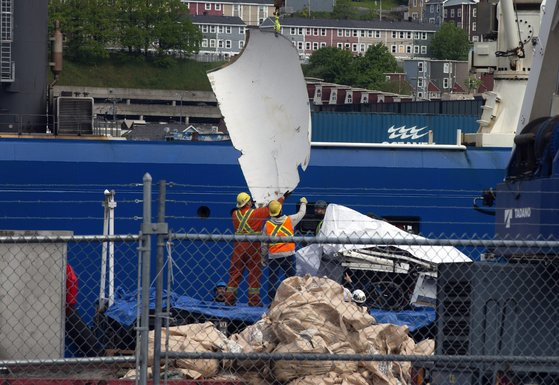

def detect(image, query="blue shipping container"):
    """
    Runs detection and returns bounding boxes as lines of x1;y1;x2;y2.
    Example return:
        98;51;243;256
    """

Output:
311;112;479;145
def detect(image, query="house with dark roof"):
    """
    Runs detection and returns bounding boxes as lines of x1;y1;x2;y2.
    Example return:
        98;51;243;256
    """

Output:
260;17;437;61
183;0;274;26
403;58;469;100
191;15;246;59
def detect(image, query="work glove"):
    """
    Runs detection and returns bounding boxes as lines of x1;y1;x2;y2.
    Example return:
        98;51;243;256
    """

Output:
300;197;308;204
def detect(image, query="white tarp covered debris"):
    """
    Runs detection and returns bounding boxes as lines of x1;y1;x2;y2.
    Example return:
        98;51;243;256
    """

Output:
208;28;311;205
296;204;471;276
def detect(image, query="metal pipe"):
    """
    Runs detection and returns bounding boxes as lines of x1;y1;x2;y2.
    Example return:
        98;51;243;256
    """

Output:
169;232;559;249
0;234;139;244
152;180;166;385
164;351;559;364
139;173;152;385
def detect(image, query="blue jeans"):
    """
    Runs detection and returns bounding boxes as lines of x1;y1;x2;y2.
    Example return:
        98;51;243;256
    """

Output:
268;254;296;304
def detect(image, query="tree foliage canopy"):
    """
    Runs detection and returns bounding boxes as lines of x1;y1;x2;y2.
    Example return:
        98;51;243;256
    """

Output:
305;44;401;91
49;0;202;62
429;22;471;60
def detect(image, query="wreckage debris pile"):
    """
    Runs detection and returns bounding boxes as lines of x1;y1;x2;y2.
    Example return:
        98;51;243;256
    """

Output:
123;276;434;384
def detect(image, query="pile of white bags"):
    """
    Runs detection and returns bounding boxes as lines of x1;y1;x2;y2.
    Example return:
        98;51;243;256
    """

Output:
122;276;434;384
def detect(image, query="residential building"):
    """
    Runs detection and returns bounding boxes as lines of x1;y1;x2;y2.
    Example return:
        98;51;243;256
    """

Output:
423;0;445;27
403;59;469;100
183;0;274;26
191;15;246;59
443;0;480;41
260;17;436;61
408;0;426;22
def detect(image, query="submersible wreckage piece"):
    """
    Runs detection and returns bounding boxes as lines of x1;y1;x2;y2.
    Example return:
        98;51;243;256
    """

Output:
208;28;311;205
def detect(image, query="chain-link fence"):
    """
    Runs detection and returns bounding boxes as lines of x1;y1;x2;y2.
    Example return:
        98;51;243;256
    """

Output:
1;177;558;385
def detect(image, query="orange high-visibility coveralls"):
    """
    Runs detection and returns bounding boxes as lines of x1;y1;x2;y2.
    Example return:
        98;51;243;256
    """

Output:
226;197;284;306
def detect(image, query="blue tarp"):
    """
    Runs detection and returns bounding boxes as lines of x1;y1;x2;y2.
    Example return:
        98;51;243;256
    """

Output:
370;307;435;332
105;289;435;331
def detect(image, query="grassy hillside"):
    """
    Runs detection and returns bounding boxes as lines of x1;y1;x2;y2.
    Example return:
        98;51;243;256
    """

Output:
54;55;224;91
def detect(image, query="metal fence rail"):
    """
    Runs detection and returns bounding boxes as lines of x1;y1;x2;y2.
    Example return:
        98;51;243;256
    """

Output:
1;176;559;385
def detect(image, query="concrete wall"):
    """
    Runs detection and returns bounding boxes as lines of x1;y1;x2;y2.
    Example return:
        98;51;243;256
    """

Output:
0;230;72;359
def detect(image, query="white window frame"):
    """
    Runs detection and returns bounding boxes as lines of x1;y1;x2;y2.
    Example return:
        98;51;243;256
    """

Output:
443;78;449;88
352;43;357;52
209;25;216;33
406;45;412;53
421;45;427;54
218;26;224;33
290;27;296;35
225;40;231;48
239;26;245;34
392;31;397;38
443;62;450;73
321;28;326;36
298;27;304;35
320;42;326;48
210;39;216;47
225;26;231;34
205;3;211;10
344;43;350;50
313;28;318;36
399;31;405;39
337;29;343;37
202;25;208;33
202;38;208;47
215;3;222;11
472;22;477;31
218;39;224;48
414;45;420;53
337;42;343;49
298;41;304;50
353;29;358;37
413;0;417;6
239;40;244;49
457;8;461;17
450;9;455;17
422;32;427;40
418;61;423;71
472;8;477;17
412;12;418;19
391;45;397;53
418;78;424;87
305;41;311;50
345;29;351;37
313;42;319;50
375;31;381;38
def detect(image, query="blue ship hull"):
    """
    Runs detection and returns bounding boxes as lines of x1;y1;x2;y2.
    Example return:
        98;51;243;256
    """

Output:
0;137;509;237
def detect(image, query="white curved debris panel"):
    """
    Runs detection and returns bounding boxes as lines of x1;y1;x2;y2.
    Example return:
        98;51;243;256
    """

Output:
208;28;311;205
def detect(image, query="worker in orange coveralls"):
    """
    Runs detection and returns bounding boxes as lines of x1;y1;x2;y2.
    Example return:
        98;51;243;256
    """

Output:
226;191;289;306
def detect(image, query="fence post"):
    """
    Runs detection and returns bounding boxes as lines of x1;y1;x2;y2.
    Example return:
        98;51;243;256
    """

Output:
152;180;166;385
139;173;152;385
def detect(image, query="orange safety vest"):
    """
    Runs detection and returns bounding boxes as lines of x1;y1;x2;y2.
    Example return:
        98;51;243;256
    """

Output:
235;209;258;234
265;217;295;254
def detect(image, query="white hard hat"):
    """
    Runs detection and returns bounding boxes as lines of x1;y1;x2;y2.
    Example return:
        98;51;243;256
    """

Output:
352;289;366;304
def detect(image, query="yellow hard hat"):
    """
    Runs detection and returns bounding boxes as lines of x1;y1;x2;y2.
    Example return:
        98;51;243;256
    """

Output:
236;192;251;208
269;200;282;216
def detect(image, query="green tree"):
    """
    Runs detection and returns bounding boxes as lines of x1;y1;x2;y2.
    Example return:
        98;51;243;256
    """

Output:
332;0;356;19
429;22;471;60
304;47;357;85
353;43;399;88
49;0;118;62
49;0;201;61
